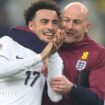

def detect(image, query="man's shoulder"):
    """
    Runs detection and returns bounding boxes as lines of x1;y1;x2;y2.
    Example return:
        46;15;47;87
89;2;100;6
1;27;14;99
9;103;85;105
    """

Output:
0;35;12;40
0;36;14;44
86;35;105;51
0;36;26;51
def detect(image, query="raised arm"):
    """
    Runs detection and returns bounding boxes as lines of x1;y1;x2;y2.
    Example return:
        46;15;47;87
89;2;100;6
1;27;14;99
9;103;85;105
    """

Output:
0;36;58;78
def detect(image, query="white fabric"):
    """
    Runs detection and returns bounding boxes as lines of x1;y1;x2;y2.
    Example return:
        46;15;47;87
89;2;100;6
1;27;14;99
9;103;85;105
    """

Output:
47;53;63;102
0;36;63;105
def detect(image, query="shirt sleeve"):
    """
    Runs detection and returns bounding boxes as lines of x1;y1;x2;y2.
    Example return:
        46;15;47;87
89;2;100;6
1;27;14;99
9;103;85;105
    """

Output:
0;54;42;78
88;49;105;100
46;52;63;102
69;86;104;105
0;36;42;78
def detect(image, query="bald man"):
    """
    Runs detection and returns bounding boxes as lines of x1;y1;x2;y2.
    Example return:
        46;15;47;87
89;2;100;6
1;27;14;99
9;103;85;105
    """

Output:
42;2;105;105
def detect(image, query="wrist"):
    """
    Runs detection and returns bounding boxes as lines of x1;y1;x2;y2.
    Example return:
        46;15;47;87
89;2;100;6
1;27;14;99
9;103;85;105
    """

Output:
68;83;77;95
73;84;77;88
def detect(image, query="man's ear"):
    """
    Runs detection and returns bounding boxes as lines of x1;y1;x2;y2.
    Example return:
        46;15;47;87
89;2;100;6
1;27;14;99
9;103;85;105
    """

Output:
85;22;91;32
28;21;34;31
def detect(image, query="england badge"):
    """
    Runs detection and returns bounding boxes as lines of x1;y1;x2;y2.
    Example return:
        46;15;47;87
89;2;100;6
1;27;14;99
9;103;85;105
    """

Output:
76;60;87;71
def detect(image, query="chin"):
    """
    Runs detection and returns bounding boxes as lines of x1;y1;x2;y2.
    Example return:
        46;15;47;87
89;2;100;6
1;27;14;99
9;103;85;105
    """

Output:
43;38;51;42
64;38;73;44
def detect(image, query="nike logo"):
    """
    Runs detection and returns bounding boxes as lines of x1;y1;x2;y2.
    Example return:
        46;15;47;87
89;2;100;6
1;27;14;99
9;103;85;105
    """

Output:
16;55;23;59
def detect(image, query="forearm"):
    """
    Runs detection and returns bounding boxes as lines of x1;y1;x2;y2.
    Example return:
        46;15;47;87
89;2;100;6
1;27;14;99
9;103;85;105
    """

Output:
69;86;104;105
0;54;42;78
47;53;63;102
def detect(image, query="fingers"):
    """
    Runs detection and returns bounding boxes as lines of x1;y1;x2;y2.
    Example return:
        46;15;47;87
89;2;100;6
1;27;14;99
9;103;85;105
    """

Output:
50;76;65;93
55;29;64;48
53;29;65;50
50;76;73;94
41;42;53;60
50;76;65;90
41;59;48;77
41;29;65;58
51;76;66;85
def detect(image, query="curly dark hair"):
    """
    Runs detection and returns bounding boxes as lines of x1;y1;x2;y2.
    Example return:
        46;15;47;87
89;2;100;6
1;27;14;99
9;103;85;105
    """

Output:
24;1;61;25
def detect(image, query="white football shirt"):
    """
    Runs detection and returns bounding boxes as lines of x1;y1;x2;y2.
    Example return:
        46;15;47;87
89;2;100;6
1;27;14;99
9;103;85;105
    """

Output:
0;36;63;105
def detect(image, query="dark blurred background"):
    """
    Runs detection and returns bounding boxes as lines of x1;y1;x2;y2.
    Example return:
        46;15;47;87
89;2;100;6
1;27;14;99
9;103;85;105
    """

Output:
0;0;105;45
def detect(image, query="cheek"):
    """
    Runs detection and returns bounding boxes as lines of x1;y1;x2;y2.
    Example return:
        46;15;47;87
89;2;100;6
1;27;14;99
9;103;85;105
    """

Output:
62;23;67;28
38;25;45;32
75;26;83;32
61;25;67;32
35;25;44;33
34;27;43;38
54;26;59;30
79;27;86;33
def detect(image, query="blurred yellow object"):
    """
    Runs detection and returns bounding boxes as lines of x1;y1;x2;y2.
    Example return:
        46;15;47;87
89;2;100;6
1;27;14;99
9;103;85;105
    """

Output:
95;0;105;13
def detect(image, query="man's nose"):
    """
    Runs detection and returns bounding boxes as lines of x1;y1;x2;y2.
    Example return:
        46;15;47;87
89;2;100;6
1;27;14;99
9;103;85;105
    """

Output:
67;21;74;29
47;22;54;29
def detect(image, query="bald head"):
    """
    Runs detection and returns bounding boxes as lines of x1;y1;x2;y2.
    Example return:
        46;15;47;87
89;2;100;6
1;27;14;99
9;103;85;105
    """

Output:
61;2;91;44
63;2;89;20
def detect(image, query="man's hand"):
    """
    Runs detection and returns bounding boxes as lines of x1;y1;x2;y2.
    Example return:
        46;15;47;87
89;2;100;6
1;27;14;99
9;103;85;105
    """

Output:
41;29;64;60
41;59;48;77
52;29;64;51
41;42;54;60
50;75;74;95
